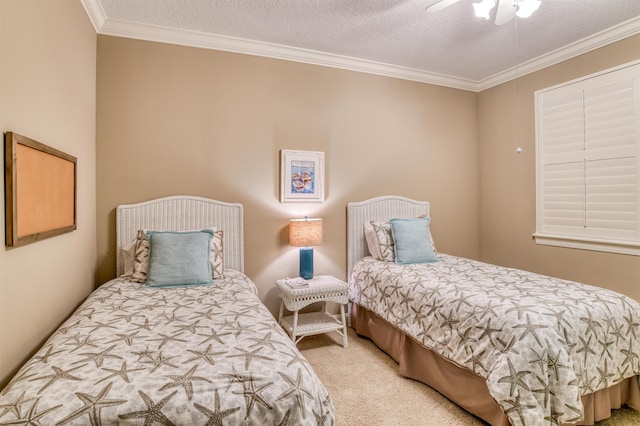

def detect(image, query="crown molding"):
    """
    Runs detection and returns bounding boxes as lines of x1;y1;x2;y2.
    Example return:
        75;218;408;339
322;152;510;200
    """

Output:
80;0;106;33
477;15;640;91
81;0;640;93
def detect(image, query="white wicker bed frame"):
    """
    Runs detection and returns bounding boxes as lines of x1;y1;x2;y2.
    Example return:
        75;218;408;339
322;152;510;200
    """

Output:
347;195;430;280
115;195;244;276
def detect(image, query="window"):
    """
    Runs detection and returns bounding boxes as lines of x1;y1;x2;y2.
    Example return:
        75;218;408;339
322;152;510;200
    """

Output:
534;62;640;256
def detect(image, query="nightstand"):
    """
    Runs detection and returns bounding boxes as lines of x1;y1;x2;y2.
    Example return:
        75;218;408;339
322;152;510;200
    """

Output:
276;275;349;348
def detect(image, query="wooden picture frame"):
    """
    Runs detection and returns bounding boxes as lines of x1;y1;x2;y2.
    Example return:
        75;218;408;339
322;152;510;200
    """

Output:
280;149;325;203
5;132;77;247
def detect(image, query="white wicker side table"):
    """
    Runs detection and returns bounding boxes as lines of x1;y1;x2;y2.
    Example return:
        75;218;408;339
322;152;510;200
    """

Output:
276;275;349;348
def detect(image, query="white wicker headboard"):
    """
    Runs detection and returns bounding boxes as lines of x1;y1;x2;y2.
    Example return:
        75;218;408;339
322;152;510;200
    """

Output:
347;195;430;279
116;195;244;276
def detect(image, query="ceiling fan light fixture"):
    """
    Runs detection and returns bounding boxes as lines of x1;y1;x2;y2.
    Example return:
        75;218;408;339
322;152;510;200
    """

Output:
473;0;496;20
515;0;541;18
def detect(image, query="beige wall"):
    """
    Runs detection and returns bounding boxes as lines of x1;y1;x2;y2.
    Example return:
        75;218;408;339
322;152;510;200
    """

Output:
478;34;640;301
0;0;97;387
96;36;480;313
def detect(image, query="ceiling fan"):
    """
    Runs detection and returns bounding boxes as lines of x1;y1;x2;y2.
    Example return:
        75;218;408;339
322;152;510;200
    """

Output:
426;0;542;25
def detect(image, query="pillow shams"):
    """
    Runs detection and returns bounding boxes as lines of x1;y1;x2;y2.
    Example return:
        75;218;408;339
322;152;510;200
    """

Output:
130;228;224;282
371;221;396;262
390;218;439;265
365;216;438;262
145;230;214;287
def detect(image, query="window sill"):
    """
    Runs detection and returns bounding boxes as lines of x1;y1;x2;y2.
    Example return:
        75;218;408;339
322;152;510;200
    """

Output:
533;233;640;256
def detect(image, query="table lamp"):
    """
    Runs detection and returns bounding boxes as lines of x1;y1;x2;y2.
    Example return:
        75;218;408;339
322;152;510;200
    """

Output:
289;217;323;279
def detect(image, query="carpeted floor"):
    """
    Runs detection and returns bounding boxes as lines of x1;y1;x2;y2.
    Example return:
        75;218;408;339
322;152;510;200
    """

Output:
297;328;640;426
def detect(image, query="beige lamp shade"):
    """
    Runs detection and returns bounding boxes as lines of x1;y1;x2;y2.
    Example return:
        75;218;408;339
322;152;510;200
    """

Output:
289;218;323;247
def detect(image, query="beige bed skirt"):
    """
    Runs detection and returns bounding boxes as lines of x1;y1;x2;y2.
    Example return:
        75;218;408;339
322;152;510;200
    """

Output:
352;304;640;425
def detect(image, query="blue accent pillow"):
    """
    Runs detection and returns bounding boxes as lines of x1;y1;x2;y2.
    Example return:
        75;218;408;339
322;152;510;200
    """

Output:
389;218;439;265
145;230;214;287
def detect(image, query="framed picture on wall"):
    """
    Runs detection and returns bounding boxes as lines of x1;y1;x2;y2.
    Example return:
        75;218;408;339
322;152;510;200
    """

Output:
5;132;77;247
280;150;324;203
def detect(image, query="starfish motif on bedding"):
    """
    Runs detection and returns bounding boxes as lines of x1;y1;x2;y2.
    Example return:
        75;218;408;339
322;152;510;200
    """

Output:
51;320;82;337
556;327;577;352
463;348;487;373
130;318;151;332
233;374;274;419
513;314;548;346
193;389;241;425
0;391;36;419
113;313;136;323
576;335;596;364
439;309;460;331
108;331;140;347
160;365;212;400
563;403;583;423
72;345;123;368
161;312;185;325
186;344;226;366
276;368;314;417
131;346;155;363
197;328;231;345
542;308;571;330
30;345;64;364
475;318;502;345
229;347;274;370
384;281;403;299
623;310;639;338
543;406;564;425
248;332;282;351
312;399;331;426
56;382;127;425
170;301;192;313
221;366;249;392
64;334;99;353
96;361;145;384
505;302;537;320
279;349;312;374
172;320;202;335
0;367;37;395
497;358;531;396
598;337;615;359
579;311;602;337
620;340;639;367
530;374;555;410
85;320;118;334
596;359;615;389
118;390;177;425
474;300;498;320
528;348;547;372
614;365;630;384
151;332;188;349
502;390;536;426
145;352;179;373
0;398;61;425
30;364;85;394
546;350;569;381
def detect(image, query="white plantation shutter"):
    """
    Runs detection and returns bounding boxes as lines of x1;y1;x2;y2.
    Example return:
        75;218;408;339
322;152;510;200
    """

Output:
535;62;640;255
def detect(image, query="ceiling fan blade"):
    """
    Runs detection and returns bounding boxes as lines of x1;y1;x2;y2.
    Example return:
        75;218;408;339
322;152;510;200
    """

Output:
426;0;462;13
495;0;516;25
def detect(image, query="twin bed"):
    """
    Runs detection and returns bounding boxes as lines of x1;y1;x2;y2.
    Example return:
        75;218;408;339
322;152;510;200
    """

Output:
0;196;334;425
347;195;640;426
1;194;639;426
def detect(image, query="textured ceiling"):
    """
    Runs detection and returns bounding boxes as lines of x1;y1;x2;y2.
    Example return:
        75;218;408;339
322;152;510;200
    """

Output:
85;0;640;91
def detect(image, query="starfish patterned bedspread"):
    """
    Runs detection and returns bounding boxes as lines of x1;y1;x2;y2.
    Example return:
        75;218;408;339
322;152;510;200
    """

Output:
349;254;640;426
0;270;335;425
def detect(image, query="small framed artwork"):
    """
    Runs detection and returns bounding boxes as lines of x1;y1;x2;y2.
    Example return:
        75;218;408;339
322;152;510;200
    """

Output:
5;132;77;247
280;149;324;203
